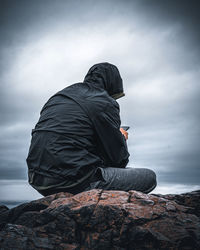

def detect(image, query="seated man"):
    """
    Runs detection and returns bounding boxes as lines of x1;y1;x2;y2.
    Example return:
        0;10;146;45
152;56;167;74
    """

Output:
26;62;157;196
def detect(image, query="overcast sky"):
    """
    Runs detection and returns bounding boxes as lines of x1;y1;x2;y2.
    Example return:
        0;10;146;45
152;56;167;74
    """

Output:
0;0;200;202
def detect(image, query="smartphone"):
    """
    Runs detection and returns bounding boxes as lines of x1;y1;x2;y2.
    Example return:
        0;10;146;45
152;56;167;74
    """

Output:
121;126;130;131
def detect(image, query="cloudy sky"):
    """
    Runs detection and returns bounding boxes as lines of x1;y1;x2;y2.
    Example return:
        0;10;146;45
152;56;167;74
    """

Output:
0;0;200;202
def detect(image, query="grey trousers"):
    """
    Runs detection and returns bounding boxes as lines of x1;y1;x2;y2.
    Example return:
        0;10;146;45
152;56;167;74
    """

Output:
34;167;157;196
86;167;157;194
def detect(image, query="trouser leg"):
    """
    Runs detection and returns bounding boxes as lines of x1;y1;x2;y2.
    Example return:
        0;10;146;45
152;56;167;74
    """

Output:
88;167;157;194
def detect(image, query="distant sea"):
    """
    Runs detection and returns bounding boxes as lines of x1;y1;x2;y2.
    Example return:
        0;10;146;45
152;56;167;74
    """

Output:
0;200;30;209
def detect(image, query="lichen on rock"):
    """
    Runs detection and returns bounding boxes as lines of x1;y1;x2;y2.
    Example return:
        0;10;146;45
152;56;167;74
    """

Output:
0;189;200;249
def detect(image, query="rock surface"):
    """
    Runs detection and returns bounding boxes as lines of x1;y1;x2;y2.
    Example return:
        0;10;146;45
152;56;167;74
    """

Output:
0;189;200;249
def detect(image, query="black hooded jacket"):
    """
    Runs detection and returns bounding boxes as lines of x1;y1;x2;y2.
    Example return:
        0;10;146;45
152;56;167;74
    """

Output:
26;63;130;189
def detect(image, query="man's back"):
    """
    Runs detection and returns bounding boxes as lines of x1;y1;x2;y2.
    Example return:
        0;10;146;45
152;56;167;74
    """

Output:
27;85;99;176
27;63;130;195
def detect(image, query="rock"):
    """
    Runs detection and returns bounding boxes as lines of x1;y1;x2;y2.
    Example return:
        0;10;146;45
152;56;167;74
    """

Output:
155;190;200;217
0;189;199;249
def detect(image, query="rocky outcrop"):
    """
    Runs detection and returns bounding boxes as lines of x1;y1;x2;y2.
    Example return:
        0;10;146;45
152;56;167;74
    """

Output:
0;189;199;249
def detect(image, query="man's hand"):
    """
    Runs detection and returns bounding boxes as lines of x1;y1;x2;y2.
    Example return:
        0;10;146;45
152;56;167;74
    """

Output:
120;128;128;140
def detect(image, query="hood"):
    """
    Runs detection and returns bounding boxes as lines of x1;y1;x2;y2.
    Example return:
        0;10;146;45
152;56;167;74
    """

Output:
83;62;125;99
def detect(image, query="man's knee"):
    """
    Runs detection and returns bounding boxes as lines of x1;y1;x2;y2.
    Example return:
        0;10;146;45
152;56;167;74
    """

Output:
149;169;157;183
143;168;157;193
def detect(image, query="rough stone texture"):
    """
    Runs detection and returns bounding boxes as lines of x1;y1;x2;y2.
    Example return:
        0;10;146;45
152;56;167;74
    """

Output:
0;189;199;250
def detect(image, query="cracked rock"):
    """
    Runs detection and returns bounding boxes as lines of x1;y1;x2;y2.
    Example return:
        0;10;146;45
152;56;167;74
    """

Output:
0;189;200;249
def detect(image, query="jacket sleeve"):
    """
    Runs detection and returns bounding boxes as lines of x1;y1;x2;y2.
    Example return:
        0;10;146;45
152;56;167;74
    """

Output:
93;101;130;168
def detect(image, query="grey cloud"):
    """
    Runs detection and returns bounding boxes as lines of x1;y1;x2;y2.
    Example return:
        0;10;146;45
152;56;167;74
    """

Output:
0;87;39;126
1;0;200;76
133;0;200;46
0;124;30;180
0;0;200;191
0;164;27;180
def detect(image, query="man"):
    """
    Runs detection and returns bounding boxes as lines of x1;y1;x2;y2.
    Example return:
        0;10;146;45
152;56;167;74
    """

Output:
27;62;156;196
